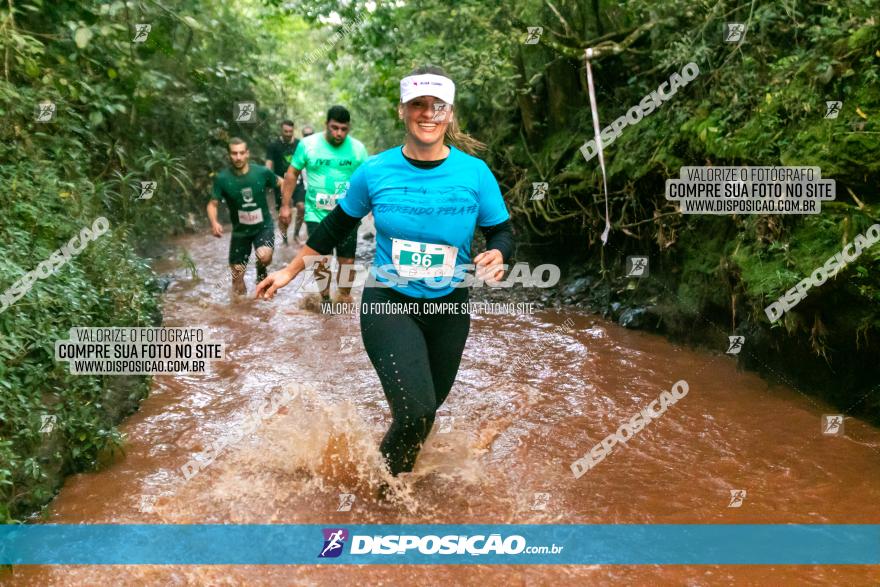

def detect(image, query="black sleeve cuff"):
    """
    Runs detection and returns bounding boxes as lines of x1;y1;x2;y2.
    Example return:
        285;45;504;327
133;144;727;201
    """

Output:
479;219;515;262
305;206;361;254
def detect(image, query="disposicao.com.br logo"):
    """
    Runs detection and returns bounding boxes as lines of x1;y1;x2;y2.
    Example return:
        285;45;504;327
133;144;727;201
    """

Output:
317;528;563;558
318;528;349;558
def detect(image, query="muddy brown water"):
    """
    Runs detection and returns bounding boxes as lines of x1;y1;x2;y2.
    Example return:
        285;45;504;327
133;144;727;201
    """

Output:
6;219;880;585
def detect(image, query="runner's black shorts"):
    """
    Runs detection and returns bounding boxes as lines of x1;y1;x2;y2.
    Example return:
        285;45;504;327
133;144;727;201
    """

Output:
228;225;275;266
273;181;305;208
306;220;359;258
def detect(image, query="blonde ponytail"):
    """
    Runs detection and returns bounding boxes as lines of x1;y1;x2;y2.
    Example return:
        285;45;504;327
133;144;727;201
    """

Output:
446;115;486;155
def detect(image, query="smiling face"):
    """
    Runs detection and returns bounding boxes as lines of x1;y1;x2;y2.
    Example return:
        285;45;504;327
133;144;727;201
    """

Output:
399;96;453;149
280;124;295;142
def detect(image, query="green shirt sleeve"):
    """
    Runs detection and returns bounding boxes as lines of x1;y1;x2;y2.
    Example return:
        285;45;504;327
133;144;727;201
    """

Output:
211;174;224;201
291;139;307;171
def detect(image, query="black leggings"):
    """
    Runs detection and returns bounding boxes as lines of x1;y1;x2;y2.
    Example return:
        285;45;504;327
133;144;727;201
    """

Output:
360;286;470;476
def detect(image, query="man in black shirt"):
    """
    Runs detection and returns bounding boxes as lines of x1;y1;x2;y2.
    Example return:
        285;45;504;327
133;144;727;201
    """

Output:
265;120;306;244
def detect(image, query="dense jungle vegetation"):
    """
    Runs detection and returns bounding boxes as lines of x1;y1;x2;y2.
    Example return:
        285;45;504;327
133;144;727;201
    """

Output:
1;0;877;522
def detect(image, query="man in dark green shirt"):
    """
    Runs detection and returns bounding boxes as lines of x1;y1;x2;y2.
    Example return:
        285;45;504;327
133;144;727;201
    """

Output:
265;120;306;244
208;137;281;295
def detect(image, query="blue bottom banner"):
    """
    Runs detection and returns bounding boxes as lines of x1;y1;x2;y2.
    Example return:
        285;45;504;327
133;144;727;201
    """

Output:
1;524;878;565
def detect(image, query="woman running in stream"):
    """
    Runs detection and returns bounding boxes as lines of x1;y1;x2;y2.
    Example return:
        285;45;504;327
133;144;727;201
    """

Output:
255;65;514;493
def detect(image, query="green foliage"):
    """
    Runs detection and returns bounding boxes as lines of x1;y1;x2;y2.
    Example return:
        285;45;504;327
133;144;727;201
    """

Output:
1;0;878;522
296;0;879;353
0;0;276;522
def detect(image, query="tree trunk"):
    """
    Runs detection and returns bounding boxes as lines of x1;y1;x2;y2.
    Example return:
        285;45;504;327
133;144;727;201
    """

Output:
514;45;542;144
546;57;582;130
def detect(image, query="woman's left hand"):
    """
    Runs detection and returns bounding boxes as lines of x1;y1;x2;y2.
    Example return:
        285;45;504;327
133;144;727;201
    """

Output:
473;249;505;284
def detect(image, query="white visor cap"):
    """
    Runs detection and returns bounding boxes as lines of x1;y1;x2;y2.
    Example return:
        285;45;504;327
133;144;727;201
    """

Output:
400;74;456;105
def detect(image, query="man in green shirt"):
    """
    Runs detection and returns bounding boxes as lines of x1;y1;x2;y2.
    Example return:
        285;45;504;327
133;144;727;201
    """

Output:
265;120;306;245
280;105;368;303
208;137;281;295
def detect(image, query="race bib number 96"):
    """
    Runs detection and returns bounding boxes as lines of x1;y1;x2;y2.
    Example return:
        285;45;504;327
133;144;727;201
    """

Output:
391;238;457;278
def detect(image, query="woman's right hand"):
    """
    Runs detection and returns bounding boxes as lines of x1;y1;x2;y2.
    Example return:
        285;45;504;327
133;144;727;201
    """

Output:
255;267;296;300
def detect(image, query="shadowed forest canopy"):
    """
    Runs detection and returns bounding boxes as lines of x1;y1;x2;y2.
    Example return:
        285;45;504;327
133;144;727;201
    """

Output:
0;0;878;523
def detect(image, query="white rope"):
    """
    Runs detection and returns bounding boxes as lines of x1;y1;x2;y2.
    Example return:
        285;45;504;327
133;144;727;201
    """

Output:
585;48;611;245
